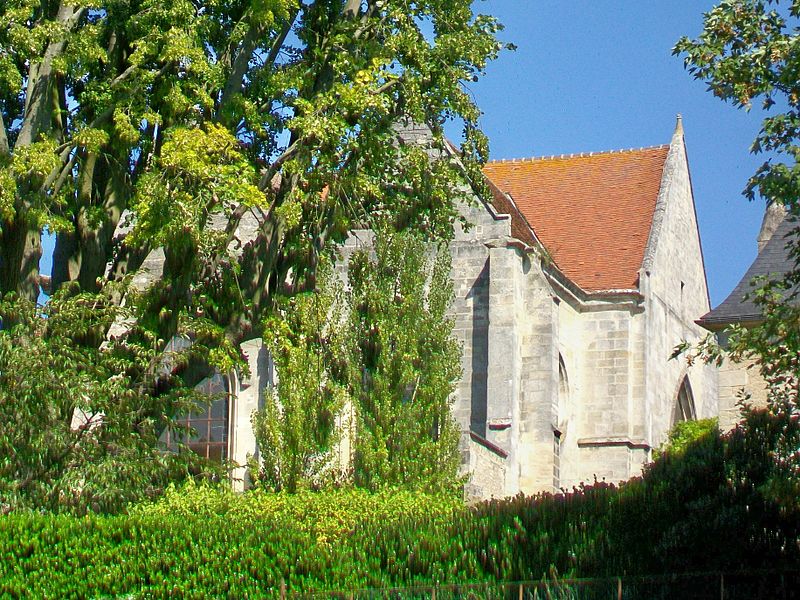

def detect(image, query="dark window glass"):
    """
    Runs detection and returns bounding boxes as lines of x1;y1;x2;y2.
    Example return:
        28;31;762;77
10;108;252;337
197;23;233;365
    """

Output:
672;376;696;426
164;373;229;461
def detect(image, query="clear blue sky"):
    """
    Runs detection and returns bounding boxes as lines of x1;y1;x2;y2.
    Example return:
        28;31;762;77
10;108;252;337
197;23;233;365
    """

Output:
461;1;771;307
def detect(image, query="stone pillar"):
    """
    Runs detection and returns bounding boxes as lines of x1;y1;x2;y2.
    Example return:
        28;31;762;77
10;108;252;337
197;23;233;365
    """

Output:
485;245;521;495
230;338;270;490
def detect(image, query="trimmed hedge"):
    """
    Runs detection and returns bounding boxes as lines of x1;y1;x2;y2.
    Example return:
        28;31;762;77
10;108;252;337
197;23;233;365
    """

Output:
1;410;799;598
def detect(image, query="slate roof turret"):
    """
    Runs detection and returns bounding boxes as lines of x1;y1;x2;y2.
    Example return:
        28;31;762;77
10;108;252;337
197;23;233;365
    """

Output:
698;216;798;330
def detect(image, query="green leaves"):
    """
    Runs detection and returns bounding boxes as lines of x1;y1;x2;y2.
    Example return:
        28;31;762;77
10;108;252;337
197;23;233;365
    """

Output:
346;231;462;492
0;288;223;514
253;261;348;492
251;231;462;493
4;411;800;595
675;1;800;208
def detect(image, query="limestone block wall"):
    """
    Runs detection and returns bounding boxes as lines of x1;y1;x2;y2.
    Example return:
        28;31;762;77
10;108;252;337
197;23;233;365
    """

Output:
563;305;647;488
718;356;768;431
642;129;718;450
515;255;558;495
449;200;515;480
465;435;508;501
553;298;584;491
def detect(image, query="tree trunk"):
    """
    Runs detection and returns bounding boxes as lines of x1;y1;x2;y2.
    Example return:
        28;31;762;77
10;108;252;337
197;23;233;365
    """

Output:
3;3;85;301
79;164;126;291
17;4;81;147
0;217;42;300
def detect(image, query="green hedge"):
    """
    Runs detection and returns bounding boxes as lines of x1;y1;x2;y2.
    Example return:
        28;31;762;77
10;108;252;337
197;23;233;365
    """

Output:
1;410;799;598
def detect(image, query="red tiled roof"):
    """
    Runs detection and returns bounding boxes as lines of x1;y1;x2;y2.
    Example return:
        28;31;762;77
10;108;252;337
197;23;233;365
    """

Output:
482;146;670;292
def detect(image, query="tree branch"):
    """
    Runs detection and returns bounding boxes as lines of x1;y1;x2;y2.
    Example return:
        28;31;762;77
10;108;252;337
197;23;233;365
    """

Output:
219;9;299;119
0;111;8;157
17;4;87;147
258;138;302;191
219;24;264;114
343;0;362;18
264;11;298;69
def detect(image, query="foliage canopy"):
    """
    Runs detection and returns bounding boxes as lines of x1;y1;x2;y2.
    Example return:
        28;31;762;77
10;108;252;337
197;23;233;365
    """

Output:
0;287;224;513
0;0;505;342
675;0;800;422
0;0;504;508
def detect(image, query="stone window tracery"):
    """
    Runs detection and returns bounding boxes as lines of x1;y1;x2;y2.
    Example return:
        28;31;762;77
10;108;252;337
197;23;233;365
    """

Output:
672;376;697;425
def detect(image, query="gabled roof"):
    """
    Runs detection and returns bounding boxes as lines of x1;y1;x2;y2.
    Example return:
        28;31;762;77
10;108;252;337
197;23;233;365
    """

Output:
698;216;798;329
482;145;670;292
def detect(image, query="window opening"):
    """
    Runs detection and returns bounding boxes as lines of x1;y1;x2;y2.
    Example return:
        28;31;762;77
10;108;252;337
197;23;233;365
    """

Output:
672;376;696;426
164;372;230;462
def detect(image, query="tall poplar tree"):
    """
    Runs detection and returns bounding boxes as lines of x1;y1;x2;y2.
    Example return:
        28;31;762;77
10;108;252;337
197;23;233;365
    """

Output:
347;231;462;492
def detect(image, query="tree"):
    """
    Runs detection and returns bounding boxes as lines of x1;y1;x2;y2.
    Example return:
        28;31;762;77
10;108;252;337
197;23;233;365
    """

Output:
675;0;800;491
251;261;349;492
675;1;800;221
674;1;800;409
0;1;504;507
0;285;224;513
250;232;463;493
346;231;462;492
0;0;505;346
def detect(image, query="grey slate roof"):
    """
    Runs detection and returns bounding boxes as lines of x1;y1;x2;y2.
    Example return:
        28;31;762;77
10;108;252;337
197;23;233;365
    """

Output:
698;216;799;329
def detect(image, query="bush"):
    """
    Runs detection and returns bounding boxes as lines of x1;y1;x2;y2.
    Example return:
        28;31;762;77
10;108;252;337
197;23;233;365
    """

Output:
1;410;799;597
653;417;718;460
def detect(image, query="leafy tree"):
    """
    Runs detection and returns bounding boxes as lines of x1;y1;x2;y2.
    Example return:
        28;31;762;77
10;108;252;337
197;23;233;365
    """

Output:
675;0;800;492
250;232;463;493
653;417;719;461
251;262;348;492
346;231;462;492
675;1;800;408
0;0;505;345
675;1;800;217
0;1;503;507
0;287;224;513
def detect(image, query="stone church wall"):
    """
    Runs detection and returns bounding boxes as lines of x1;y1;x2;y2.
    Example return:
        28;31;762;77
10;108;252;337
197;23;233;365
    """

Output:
174;122;720;500
717;355;768;431
568;306;647;487
642;128;718;450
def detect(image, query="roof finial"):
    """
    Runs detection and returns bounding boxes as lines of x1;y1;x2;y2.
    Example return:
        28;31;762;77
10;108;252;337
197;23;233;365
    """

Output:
674;113;684;136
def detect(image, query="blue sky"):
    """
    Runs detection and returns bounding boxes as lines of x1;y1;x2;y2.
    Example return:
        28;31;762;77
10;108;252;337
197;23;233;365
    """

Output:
461;1;772;306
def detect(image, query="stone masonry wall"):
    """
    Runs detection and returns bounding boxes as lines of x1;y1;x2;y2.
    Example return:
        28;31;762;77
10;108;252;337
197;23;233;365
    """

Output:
642;128;718;450
718;355;768;431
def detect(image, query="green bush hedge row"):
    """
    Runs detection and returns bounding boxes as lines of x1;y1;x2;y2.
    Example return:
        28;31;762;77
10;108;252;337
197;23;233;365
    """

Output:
1;410;799;598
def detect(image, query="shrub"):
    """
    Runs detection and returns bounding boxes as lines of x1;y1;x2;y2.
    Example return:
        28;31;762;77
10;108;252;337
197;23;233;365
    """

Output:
1;410;798;597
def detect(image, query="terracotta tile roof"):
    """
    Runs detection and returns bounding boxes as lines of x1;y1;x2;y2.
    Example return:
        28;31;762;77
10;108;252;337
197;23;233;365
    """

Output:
482;145;670;292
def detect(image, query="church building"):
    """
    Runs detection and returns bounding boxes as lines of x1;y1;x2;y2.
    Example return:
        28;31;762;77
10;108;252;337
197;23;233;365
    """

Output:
128;117;719;498
448;116;717;498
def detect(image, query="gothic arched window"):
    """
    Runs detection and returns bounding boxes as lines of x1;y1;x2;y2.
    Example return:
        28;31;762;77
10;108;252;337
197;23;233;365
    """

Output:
672;376;696;426
163;372;231;462
554;355;569;491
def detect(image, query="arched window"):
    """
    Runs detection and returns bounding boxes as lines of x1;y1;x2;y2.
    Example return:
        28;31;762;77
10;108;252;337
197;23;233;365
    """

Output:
672;376;696;426
554;355;569;491
163;372;230;462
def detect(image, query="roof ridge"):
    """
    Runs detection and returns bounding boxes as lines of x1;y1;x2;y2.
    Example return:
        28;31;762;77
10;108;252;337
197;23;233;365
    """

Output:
486;144;670;165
